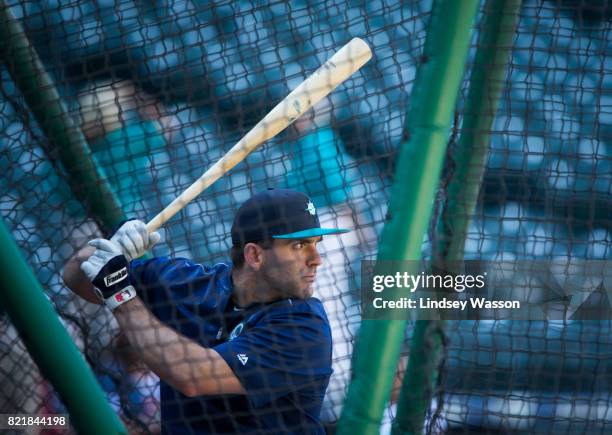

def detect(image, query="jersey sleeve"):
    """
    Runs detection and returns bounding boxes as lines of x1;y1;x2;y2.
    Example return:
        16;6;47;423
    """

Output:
213;306;333;408
128;257;211;310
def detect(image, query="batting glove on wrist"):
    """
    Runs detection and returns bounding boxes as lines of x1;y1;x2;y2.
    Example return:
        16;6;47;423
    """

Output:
80;238;137;311
110;219;160;261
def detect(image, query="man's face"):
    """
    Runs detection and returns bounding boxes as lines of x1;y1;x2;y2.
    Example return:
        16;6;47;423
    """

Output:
259;237;323;299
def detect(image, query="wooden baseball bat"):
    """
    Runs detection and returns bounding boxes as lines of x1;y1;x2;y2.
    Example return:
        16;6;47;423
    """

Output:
146;37;372;233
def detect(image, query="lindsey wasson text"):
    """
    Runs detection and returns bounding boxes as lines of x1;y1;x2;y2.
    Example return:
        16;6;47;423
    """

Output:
372;297;521;310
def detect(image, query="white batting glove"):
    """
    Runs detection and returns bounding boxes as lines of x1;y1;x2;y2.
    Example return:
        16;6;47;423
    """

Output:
81;238;137;311
110;220;160;261
80;238;123;282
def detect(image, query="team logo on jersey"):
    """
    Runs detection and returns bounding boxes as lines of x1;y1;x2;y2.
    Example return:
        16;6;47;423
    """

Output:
229;323;244;340
237;354;249;365
306;201;316;216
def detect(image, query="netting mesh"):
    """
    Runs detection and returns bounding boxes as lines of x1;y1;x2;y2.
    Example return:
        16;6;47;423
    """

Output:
0;0;610;433
424;2;612;434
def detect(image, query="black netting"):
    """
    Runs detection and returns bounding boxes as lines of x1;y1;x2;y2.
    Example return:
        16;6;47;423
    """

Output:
0;0;610;433
421;2;612;434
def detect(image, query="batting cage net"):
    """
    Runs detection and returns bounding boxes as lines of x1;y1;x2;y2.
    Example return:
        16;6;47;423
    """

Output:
0;0;610;433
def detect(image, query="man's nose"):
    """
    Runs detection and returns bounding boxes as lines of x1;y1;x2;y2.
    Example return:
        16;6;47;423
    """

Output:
308;246;322;267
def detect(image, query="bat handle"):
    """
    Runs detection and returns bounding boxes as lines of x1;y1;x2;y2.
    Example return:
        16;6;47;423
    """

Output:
145;193;190;233
146;214;164;234
144;158;228;234
145;193;190;234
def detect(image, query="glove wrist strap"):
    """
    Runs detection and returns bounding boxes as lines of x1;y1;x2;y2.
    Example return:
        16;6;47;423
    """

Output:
104;285;138;311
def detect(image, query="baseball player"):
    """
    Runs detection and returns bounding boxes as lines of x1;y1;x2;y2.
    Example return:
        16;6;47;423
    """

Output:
63;189;349;434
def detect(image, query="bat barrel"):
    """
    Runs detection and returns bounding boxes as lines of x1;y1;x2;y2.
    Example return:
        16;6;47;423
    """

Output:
146;38;372;233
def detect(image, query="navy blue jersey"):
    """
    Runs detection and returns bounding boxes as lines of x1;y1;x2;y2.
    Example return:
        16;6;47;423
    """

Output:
129;257;333;434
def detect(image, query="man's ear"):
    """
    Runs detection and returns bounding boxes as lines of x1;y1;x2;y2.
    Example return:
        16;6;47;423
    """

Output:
243;242;265;271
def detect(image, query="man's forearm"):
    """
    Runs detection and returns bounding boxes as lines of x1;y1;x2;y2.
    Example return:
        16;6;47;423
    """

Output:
113;297;244;396
63;245;101;304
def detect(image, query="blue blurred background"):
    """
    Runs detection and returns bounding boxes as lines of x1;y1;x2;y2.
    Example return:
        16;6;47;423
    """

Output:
0;0;610;433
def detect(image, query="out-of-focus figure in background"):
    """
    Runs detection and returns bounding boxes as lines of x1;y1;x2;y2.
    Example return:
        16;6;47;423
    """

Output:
73;78;175;433
77;79;172;218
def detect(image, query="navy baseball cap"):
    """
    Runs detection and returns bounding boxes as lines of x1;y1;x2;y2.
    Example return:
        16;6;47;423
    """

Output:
231;189;349;246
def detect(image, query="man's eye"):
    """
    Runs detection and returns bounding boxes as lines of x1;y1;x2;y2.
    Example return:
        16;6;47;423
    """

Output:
294;242;304;249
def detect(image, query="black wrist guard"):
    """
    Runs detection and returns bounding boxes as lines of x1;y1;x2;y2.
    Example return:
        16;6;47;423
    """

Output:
92;255;137;310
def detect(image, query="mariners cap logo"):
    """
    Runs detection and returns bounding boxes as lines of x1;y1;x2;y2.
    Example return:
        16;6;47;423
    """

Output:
305;201;316;216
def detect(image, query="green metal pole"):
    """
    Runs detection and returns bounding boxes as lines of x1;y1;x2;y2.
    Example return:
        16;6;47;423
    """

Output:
0;1;125;233
392;2;522;434
436;0;522;262
0;218;127;434
336;1;479;434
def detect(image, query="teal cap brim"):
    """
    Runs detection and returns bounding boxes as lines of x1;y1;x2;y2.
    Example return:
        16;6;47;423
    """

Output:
272;228;350;239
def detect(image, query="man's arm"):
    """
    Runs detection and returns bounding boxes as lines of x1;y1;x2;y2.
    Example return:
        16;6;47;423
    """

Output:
66;247;246;396
63;220;160;304
63;245;101;304
113;297;246;397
